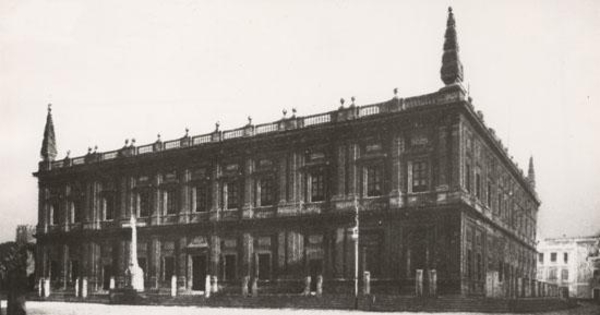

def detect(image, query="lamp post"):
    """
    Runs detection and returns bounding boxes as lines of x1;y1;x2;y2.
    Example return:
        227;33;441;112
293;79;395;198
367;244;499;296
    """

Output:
352;196;360;309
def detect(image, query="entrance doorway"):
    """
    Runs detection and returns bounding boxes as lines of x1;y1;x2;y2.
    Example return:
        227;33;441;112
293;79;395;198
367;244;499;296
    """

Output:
191;255;207;291
593;288;599;300
309;259;323;292
102;265;112;290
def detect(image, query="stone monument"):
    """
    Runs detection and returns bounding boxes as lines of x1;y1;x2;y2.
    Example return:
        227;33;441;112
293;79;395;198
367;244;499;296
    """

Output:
126;214;144;291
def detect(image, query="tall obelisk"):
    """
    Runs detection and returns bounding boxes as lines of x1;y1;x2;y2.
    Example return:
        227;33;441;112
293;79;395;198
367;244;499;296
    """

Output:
127;214;144;291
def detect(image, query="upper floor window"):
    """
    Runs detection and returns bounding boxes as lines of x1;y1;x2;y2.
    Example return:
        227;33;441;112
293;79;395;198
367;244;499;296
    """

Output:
165;188;178;215
561;269;569;281
69;200;82;224
411;161;428;193
538;253;544;264
563;253;568;263
258;177;275;207
310;172;325;202
103;194;116;221
225;180;239;210
138;190;152;217
366;164;383;197
475;173;482;199
550;252;557;263
194;184;211;212
487;181;492;208
548;267;557;280
50;202;59;225
465;163;471;192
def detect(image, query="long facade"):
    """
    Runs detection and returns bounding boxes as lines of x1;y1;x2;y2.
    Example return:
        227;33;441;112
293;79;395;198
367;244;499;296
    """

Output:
34;8;540;298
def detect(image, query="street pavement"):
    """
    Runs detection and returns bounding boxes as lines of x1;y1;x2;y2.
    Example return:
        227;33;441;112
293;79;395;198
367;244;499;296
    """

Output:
1;300;599;315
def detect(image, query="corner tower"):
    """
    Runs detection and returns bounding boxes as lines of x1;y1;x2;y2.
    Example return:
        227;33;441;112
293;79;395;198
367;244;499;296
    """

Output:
40;104;57;162
440;7;464;86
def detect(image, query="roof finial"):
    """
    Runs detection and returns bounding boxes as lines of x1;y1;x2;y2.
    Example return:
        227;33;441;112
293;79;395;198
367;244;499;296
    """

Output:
215;121;220;131
282;109;287;118
291;108;297;117
40;104;58;162
339;98;345;109
247;116;252;125
440;6;464;85
393;88;398;98
350;96;356;107
185;128;189;137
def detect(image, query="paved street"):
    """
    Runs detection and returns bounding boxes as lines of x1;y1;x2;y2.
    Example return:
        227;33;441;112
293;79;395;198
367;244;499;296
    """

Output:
1;301;599;315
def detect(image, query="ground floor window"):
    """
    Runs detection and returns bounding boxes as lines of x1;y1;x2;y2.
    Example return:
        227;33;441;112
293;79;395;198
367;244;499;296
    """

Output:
223;254;237;281
163;256;175;282
257;253;271;280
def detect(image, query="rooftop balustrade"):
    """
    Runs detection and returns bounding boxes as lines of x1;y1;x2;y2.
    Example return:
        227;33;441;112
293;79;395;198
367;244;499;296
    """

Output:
43;89;466;171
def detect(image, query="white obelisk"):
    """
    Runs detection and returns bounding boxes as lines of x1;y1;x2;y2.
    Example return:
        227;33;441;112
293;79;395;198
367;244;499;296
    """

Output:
127;214;144;291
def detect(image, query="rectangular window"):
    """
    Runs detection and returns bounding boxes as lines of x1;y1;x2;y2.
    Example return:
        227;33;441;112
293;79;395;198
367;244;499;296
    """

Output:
226;181;239;210
539;253;544;264
71;200;82;223
139;190;152;217
71;260;79;283
194;185;210;212
50;202;59;225
475;173;481;199
549;268;557;280
138;257;147;279
223;254;237;281
259;177;275;206
165;189;178;215
104;195;115;221
257;253;271;280
465;163;471;192
498;261;504;281
412;161;428;193
366;165;383;197
163;256;175;281
561;269;569;281
311;172;325;202
563;253;568;263
551;252;557;262
487;181;492;207
477;253;483;281
467;249;473;279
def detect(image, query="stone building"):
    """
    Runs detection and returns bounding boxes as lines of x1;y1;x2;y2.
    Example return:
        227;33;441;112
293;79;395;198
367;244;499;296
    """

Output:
34;8;540;298
537;235;600;300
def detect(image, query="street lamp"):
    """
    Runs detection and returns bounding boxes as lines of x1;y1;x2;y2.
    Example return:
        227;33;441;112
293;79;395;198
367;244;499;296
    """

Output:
352;196;360;309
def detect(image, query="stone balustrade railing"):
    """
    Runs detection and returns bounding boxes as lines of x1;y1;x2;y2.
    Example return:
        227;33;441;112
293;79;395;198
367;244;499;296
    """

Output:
46;89;465;171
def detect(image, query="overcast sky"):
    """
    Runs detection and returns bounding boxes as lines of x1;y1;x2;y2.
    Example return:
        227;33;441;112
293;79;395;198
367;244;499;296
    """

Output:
1;0;599;243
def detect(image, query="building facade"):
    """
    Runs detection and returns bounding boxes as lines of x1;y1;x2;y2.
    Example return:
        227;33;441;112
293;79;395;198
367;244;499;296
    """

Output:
34;8;540;298
537;236;600;299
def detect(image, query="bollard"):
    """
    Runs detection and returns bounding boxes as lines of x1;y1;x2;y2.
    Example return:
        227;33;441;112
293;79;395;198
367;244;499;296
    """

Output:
363;271;371;295
211;276;218;293
415;269;423;297
242;276;250;296
251;277;258;297
171;275;177;297
44;278;51;298
303;276;311;296
204;275;211;298
82;277;88;299
429;269;437;296
316;275;323;297
38;278;44;297
75;278;80;297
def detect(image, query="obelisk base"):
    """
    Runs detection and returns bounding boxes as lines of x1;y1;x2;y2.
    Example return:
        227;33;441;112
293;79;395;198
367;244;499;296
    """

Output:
126;264;145;292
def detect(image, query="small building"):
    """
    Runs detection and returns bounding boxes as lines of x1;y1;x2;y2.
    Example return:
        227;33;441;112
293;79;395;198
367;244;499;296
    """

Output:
15;225;36;245
537;235;600;299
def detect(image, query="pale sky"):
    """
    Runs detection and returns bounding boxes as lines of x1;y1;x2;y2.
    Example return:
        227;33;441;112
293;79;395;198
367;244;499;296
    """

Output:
1;0;599;243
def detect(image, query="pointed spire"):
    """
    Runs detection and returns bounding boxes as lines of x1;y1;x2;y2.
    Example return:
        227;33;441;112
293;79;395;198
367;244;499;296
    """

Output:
440;7;464;85
40;104;58;161
527;156;536;190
